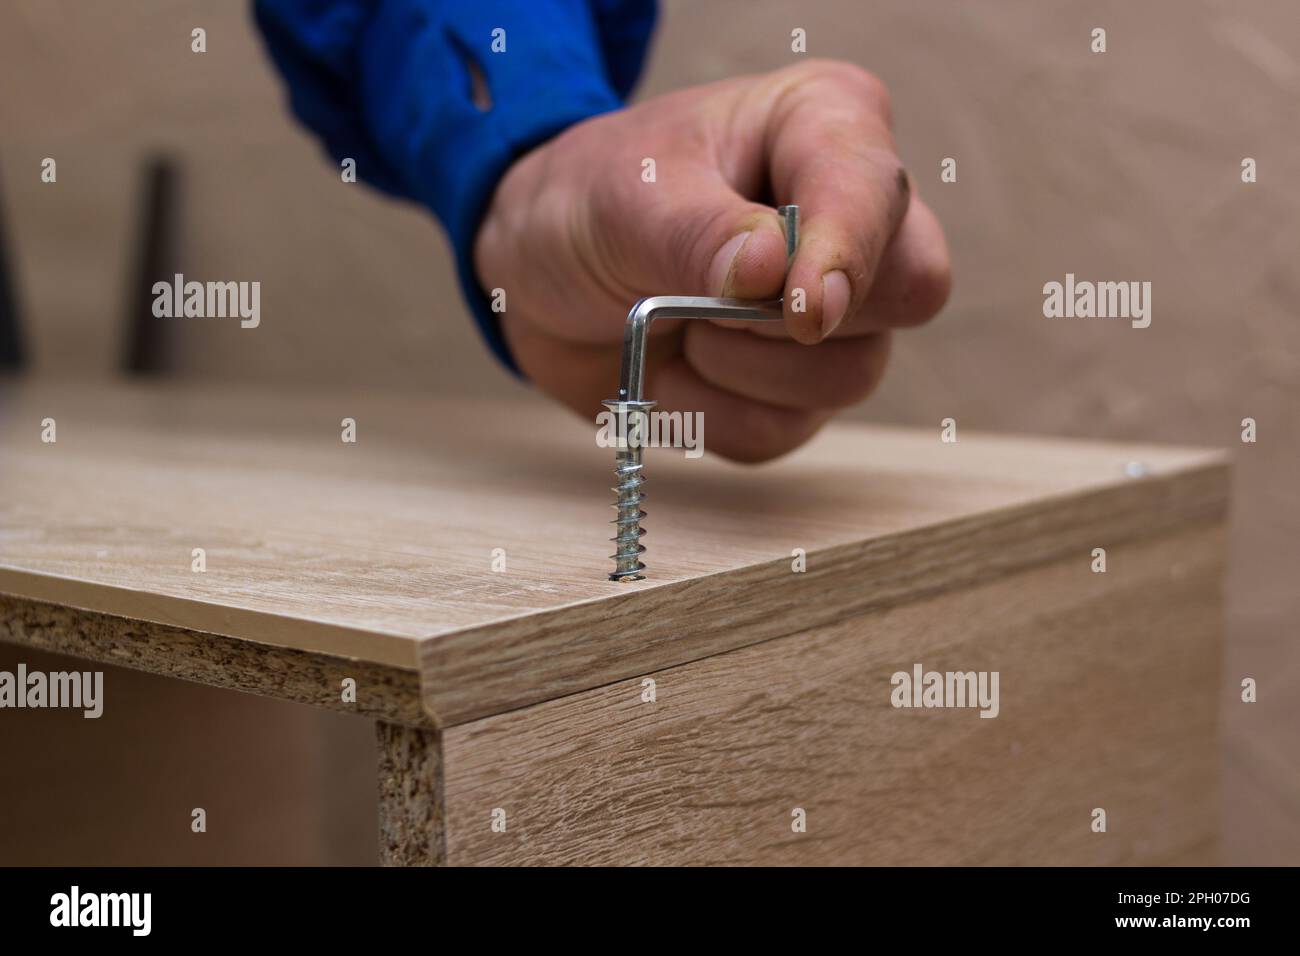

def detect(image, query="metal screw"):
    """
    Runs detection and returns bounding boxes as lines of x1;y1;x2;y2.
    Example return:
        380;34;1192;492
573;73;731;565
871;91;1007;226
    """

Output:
601;398;656;581
603;205;800;582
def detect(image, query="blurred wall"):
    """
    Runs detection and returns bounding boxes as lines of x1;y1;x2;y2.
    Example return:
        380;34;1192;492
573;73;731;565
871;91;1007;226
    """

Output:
1;0;1296;863
0;647;378;865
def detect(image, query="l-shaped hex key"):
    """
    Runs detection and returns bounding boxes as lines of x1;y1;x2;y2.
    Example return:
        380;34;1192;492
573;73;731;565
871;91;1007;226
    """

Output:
602;205;799;581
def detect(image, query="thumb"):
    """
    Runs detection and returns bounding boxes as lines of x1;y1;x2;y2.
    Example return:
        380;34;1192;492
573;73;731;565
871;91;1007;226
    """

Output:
630;175;789;299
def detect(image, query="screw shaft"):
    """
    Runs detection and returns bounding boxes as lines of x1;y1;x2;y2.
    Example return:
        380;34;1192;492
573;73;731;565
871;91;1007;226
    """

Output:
604;400;655;581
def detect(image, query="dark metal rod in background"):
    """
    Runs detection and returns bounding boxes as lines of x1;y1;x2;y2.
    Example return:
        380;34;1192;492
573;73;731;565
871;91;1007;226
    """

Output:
0;161;23;371
121;156;180;375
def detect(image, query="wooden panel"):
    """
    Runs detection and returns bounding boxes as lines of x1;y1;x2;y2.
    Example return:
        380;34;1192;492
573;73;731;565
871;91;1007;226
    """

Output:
421;463;1225;724
0;594;428;727
441;523;1224;865
0;382;1226;726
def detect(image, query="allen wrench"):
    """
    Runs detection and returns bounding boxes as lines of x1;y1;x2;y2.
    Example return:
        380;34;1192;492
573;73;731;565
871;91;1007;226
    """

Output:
603;204;799;581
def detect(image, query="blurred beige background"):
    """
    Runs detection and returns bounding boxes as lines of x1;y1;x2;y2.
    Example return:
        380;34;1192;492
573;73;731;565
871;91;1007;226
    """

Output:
1;0;1296;864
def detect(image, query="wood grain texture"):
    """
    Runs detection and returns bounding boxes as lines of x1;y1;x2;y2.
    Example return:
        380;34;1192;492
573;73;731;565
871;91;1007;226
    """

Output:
0;593;429;726
422;463;1226;724
376;722;445;866
0;382;1228;726
441;523;1225;866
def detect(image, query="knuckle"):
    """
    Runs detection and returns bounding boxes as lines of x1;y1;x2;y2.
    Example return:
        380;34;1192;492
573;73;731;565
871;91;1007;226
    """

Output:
899;254;953;325
837;61;888;97
818;61;892;118
780;59;892;125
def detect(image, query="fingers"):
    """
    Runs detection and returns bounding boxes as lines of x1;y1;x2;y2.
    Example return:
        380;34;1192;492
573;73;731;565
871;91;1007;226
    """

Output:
651;354;834;463
684;323;891;409
503;312;882;463
852;193;952;327
743;194;951;339
761;61;913;344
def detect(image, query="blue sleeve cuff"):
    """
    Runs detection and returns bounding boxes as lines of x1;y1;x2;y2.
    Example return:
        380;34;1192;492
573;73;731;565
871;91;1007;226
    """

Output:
256;0;657;376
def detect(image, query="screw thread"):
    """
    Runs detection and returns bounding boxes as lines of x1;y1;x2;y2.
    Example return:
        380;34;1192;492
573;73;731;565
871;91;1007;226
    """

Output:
604;399;655;582
609;451;647;581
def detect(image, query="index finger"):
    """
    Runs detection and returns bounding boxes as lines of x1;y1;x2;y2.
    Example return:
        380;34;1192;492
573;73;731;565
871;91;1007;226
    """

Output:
764;61;912;343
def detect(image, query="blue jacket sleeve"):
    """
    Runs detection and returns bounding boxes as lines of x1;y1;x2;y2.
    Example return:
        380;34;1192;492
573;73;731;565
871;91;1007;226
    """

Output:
254;0;658;374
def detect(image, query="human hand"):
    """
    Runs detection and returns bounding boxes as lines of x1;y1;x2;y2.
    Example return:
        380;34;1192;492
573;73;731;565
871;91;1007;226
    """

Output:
474;59;950;462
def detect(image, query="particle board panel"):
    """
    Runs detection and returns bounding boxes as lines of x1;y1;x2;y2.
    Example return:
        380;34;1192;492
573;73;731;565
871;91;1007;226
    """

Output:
440;522;1225;866
377;722;445;866
0;593;428;726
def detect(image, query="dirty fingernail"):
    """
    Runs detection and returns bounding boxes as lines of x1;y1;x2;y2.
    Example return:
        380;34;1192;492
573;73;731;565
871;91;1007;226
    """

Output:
708;232;751;296
821;270;851;337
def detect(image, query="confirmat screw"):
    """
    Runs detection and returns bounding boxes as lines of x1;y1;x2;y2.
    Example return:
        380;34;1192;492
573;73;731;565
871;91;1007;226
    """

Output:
603;398;656;581
601;205;799;582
